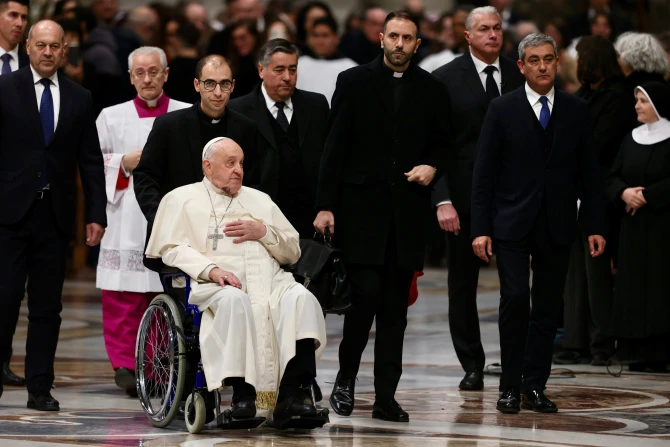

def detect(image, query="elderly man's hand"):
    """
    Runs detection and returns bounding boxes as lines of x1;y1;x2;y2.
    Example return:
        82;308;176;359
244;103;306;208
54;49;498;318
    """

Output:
209;267;242;288
224;219;267;243
86;223;105;246
437;203;460;235
588;235;606;258
405;165;436;186
472;236;493;262
313;210;334;235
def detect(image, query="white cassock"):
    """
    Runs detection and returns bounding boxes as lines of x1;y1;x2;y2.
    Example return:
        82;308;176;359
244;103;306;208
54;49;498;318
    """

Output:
296;55;357;106
97;94;190;292
145;178;327;409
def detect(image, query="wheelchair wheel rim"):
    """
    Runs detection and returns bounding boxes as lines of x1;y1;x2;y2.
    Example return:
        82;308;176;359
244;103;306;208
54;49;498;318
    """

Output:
137;300;180;423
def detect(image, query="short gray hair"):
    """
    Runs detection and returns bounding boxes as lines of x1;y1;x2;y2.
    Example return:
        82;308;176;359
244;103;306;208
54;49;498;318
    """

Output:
465;6;500;31
518;32;558;61
258;38;300;67
128;46;168;71
614;32;669;75
27;21;65;43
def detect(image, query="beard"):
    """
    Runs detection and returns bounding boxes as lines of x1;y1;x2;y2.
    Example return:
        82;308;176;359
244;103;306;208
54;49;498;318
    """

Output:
383;45;414;67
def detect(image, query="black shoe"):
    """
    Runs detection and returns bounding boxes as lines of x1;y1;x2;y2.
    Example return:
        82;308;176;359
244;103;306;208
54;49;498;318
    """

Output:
114;367;136;390
522;389;558;413
496;388;520;414
329;372;355;416
313;380;322;402
273;394;318;421
230;399;257;419
553;350;590;365
27;391;60;411
3;362;26;387
459;369;484;390
372;398;409;422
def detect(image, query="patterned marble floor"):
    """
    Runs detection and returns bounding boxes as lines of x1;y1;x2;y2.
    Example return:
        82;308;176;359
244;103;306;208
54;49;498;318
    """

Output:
1;268;669;447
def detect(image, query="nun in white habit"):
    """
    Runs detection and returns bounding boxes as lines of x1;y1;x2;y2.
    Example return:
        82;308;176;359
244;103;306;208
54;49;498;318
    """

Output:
606;82;670;371
145;137;327;418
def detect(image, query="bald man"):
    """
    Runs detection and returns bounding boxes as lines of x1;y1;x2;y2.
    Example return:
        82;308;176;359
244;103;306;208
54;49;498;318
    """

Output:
0;20;106;410
134;54;261;272
146;137;326;422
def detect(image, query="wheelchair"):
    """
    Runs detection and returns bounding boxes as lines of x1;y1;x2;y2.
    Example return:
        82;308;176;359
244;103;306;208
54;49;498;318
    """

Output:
134;268;329;433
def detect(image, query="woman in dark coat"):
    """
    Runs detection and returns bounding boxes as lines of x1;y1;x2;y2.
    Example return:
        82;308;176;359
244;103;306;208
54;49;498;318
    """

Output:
556;36;629;366
606;82;670;373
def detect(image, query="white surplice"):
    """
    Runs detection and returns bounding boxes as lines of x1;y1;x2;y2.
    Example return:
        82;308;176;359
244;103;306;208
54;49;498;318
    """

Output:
96;95;190;292
145;179;327;408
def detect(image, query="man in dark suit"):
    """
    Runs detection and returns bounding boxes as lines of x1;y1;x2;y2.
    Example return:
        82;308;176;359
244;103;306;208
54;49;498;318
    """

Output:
0;20;107;410
471;33;606;414
229;39;329;238
314;11;449;422
431;6;524;392
0;0;30;388
134;54;260;271
567;0;631;40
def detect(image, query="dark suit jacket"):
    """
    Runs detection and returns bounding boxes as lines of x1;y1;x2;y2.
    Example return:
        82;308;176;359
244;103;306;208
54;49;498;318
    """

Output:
0;67;107;234
133;104;260;270
431;53;525;214
228;85;329;201
18;48;29;68
316;56;450;271
471;87;606;244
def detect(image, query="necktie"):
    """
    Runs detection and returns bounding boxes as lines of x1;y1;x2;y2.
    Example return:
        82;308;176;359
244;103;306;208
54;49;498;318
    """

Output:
275;102;289;132
539;96;550;129
483;65;500;103
1;53;12;75
39;78;54;189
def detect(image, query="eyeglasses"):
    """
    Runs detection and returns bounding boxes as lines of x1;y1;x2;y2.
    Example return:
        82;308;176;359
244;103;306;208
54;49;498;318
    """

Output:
132;69;164;79
199;79;234;92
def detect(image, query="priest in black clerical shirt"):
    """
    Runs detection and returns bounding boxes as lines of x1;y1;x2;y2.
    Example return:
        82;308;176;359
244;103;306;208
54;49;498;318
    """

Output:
228;39;330;238
134;54;261;272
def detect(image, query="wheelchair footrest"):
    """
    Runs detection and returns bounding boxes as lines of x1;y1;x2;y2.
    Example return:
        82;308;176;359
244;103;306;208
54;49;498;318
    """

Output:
266;408;329;430
217;409;266;429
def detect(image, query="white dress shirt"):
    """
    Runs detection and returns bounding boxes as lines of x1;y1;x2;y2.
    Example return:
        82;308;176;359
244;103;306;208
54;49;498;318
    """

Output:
30;65;60;130
525;82;554;122
261;83;293;124
0;45;20;73
471;52;501;93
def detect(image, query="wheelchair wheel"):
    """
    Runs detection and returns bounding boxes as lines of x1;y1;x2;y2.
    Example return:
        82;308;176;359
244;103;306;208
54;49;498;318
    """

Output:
135;294;186;428
185;392;207;434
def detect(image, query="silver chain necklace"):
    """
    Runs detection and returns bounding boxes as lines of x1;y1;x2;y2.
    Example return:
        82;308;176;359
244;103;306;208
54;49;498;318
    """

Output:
204;182;233;250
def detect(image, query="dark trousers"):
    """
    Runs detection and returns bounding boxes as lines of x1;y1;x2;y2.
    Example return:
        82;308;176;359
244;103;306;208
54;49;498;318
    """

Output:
338;241;414;402
0;192;69;392
446;214;486;373
495;209;571;391
277;339;317;402
563;231;615;357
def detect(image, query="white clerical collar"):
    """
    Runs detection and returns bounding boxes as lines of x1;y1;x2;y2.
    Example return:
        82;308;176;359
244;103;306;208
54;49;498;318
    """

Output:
525;82;555;107
139;90;163;108
30;65;59;87
261;83;293;112
632;118;670;145
471;52;500;76
203;176;238;197
0;45;19;66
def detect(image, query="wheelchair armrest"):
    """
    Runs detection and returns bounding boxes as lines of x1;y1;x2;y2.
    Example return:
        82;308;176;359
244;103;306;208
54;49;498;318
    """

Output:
161;266;182;275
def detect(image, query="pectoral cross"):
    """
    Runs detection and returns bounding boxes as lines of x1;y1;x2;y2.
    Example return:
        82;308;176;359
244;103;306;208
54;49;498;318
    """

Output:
208;227;224;250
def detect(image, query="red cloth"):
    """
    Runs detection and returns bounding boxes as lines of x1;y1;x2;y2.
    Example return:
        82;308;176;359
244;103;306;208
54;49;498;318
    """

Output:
116;168;129;190
408;271;424;306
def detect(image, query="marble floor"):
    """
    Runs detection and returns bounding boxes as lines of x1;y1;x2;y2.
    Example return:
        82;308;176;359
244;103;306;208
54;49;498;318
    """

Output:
1;268;669;447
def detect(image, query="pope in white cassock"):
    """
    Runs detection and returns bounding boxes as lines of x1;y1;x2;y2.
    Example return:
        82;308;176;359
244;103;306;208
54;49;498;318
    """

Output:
145;137;327;422
96;46;190;395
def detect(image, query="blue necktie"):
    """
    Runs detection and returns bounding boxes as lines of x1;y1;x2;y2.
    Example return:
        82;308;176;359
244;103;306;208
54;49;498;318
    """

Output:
539;96;550;129
39;78;53;189
1;53;11;75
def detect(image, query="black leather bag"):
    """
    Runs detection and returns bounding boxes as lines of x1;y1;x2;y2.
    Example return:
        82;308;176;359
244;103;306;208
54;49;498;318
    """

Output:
292;229;351;315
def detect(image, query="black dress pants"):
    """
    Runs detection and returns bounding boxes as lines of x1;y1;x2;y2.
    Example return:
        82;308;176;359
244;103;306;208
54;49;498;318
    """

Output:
338;238;414;402
0;192;69;393
495;208;571;391
446;214;486;373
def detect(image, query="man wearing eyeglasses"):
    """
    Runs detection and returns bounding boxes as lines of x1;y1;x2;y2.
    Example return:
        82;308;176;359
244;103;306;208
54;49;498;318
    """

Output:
95;46;190;396
134;54;261;272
